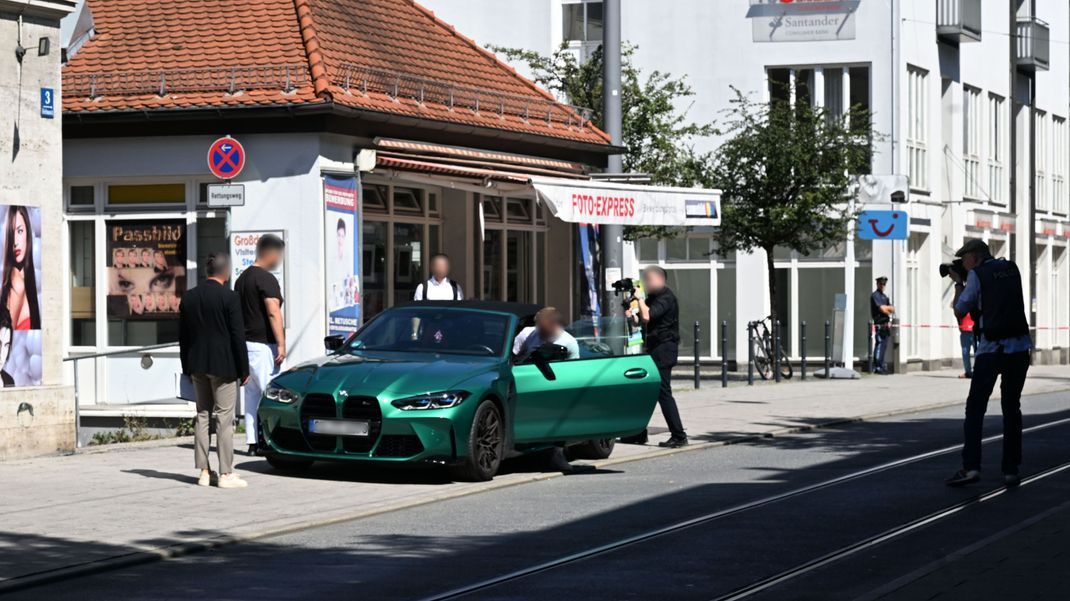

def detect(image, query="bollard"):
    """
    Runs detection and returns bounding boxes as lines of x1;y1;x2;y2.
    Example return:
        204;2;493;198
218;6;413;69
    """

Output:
693;321;701;390
773;319;782;383
747;321;755;386
721;320;728;389
800;321;807;381
824;320;832;378
867;320;874;374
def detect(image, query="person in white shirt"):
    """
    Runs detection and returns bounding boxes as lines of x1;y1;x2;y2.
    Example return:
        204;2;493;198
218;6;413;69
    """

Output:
413;253;463;301
513;307;580;360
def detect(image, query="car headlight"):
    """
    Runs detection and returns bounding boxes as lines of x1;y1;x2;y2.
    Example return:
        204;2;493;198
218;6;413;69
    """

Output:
391;391;469;411
264;384;300;404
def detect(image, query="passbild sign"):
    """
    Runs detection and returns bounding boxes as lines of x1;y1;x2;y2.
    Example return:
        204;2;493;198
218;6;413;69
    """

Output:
531;177;720;226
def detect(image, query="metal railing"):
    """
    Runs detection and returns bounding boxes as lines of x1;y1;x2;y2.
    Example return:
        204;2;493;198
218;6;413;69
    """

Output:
65;64;311;98
63;343;179;447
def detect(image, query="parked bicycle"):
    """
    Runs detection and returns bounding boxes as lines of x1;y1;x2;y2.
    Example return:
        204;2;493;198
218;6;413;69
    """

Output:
748;317;792;381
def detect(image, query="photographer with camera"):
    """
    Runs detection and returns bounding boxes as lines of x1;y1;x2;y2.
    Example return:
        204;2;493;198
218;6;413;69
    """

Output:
940;260;975;379
625;266;687;448
945;240;1032;488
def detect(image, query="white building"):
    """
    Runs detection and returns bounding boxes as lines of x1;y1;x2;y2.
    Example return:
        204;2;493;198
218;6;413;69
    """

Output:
422;0;1070;370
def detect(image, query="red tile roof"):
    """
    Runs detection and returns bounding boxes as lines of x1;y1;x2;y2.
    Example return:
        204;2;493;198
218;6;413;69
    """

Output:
64;0;609;146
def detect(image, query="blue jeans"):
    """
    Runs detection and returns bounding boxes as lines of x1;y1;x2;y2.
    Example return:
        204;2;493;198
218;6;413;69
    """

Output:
959;331;975;376
873;325;892;372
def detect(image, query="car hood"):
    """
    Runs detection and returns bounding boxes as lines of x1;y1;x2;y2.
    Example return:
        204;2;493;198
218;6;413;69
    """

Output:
275;353;500;399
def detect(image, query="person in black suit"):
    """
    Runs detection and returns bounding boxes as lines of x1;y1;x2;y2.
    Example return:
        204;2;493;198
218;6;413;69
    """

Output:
179;252;250;489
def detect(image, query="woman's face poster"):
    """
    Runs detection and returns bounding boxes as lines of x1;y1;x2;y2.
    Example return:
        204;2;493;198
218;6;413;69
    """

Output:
0;205;43;387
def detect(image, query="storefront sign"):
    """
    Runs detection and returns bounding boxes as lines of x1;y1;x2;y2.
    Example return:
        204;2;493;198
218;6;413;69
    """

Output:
0;205;44;387
207;184;245;207
324;174;361;336
207;136;246;180
105;220;187;321
747;0;859;43
531;178;721;227
230;230;285;289
857;210;909;240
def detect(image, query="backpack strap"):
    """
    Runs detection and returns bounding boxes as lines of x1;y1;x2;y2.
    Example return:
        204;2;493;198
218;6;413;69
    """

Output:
450;279;460;300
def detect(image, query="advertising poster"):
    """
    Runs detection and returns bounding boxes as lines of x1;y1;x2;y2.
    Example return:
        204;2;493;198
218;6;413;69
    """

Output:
106;220;187;320
0;205;43;387
230;230;286;294
324;174;361;336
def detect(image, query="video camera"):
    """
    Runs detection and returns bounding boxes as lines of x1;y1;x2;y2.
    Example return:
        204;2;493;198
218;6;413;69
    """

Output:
611;278;638;310
939;259;968;282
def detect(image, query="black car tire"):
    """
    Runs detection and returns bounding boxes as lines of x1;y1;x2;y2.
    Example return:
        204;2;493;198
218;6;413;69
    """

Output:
265;453;314;471
567;437;616;460
449;400;504;482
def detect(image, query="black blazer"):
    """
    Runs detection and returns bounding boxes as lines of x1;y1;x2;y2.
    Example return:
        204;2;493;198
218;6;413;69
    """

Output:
179;279;250;380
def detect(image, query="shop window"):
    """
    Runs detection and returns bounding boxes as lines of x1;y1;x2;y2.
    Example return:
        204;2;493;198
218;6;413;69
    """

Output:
798;268;844;358
195;216;228;284
428;192;439;216
393;187;423;214
507;230;532;301
666;269;711;357
536;232;547;303
506;198;532;224
716;266;736;360
105;219;187;346
107;184;185;207
363;184;389;214
69;185;95;210
393;223;423;302
69;221;96;346
363;221;387;317
853;264;872;359
637;239;659;262
483;230;503;299
482;196;503;223
768;68;791;103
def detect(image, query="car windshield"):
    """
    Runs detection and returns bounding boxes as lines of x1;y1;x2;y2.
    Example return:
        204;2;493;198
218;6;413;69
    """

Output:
347;308;511;356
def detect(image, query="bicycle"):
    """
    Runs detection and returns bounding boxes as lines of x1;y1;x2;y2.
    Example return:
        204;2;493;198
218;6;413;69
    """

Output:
748;317;793;381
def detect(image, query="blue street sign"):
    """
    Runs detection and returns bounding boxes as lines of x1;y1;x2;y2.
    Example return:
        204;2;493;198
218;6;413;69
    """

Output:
40;88;54;119
857;210;909;240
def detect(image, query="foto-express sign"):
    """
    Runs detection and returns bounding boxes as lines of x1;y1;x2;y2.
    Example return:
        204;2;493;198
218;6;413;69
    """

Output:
531;178;721;226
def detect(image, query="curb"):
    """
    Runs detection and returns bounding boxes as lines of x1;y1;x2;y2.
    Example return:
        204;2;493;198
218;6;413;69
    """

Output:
0;388;1064;594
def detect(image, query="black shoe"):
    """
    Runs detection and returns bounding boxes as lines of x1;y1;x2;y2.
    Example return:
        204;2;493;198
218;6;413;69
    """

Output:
1003;472;1021;488
548;447;574;473
945;469;980;487
247;443;259;456
619;429;649;445
658;436;688;448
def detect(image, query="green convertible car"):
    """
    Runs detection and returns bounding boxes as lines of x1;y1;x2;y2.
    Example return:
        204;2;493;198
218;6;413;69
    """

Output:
258;301;661;480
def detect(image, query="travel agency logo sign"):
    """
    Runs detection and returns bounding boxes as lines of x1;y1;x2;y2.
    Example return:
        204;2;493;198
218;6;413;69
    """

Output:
747;0;860;43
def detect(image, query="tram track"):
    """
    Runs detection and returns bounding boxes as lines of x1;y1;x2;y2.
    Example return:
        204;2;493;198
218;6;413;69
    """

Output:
417;415;1070;601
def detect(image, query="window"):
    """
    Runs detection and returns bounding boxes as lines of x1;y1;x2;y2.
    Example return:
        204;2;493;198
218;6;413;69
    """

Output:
69;221;95;345
1036;111;1049;211
988;94;1006;204
962;86;982;199
69;185;95;210
107;184;185;207
907;66;929;190
1053;116;1068;214
562;1;603;44
477;195;547;304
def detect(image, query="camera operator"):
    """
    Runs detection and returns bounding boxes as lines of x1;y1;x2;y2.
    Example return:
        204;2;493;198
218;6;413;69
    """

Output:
945;239;1032;488
941;260;975;379
627;266;687;448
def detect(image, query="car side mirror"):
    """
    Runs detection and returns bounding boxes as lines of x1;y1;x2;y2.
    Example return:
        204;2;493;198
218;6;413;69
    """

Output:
324;335;345;353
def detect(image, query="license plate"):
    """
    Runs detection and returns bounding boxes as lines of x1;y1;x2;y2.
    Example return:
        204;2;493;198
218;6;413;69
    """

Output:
308;419;370;436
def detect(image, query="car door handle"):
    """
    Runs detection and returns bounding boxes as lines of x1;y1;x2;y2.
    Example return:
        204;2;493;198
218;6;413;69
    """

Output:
624;368;648;379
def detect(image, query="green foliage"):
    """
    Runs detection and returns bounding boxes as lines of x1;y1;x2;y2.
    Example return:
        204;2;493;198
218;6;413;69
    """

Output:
175;418;195;437
88;415;161;446
489;43;715;240
710;88;874;318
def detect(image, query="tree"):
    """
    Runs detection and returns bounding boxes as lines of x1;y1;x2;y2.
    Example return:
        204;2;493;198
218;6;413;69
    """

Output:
710;88;874;322
490;43;715;239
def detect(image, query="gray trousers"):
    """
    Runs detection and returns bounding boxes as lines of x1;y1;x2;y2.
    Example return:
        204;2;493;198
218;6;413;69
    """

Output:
192;374;237;474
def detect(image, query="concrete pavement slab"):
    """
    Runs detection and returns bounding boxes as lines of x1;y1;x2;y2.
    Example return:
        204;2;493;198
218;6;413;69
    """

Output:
0;366;1067;591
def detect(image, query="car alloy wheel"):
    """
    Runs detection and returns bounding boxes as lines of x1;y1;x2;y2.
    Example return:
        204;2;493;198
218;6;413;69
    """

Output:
568;437;616;460
451;400;503;481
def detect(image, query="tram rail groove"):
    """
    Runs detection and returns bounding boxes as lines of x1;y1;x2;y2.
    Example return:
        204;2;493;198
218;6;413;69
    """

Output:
417;416;1070;601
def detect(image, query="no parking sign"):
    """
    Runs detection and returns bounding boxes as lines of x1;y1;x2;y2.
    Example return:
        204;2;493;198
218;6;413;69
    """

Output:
207;136;246;180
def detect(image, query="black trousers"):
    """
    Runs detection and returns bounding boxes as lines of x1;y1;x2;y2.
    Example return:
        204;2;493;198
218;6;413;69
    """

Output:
651;342;686;439
961;351;1030;473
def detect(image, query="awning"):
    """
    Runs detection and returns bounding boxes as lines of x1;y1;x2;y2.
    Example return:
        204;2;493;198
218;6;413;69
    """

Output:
530;177;721;227
368;143;721;227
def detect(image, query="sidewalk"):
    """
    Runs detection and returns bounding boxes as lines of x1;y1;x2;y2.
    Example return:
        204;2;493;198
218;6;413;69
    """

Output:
1;366;1068;590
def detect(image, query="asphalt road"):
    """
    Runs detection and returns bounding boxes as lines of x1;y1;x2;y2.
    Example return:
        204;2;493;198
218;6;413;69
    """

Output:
9;392;1070;601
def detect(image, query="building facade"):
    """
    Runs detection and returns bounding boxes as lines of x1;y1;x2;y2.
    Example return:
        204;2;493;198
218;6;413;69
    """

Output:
423;0;1070;370
0;0;76;459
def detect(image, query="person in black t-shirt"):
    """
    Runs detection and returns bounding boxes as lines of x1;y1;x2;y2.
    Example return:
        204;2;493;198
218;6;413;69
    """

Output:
631;266;687;448
234;234;285;454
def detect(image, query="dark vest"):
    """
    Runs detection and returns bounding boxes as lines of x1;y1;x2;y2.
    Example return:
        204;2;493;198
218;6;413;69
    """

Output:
974;258;1030;341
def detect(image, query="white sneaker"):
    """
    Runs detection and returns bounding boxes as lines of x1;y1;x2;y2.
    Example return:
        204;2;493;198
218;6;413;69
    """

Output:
197;470;216;487
217;473;248;489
